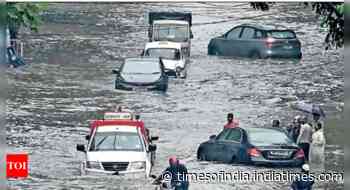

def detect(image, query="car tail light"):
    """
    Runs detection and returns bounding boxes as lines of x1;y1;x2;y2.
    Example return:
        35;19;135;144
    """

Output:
265;37;276;48
248;148;261;157
294;149;305;159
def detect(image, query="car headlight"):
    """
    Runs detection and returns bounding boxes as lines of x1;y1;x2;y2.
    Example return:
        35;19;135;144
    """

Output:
128;161;146;170
86;161;102;169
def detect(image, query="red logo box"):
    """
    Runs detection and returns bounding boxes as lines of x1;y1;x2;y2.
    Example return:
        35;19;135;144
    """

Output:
6;153;28;178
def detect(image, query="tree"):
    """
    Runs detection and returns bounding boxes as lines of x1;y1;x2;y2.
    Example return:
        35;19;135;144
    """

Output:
250;2;344;49
2;3;47;39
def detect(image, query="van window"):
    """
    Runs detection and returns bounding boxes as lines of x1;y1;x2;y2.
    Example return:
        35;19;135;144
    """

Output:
145;48;180;60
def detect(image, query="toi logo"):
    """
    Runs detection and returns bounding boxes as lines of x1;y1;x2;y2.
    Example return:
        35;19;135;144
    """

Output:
6;153;28;178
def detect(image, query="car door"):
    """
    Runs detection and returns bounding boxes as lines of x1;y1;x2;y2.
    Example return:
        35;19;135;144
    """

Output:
220;128;244;163
239;27;258;57
207;129;231;161
217;27;243;56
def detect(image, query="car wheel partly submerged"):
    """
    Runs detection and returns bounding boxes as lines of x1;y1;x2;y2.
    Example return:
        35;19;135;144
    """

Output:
250;51;261;59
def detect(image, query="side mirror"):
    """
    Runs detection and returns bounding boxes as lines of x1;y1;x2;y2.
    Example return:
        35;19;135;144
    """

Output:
209;135;217;140
85;135;90;141
190;32;194;39
76;144;86;152
112;69;120;75
151;136;159;141
149;144;157;152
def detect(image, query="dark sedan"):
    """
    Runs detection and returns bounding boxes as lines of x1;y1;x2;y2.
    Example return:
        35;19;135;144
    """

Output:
112;58;168;91
197;127;305;167
208;24;302;59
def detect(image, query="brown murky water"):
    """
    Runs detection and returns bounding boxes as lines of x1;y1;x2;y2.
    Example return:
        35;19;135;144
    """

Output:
6;3;343;190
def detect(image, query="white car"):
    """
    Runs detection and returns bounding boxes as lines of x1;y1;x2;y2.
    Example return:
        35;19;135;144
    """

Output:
143;41;188;78
76;112;158;178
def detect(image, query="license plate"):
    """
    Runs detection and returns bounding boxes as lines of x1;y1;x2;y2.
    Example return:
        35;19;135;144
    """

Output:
269;150;291;157
284;45;293;49
134;87;148;92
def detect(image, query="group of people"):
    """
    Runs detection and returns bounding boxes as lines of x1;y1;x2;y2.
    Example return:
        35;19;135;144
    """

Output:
273;112;326;172
273;113;326;190
224;112;326;172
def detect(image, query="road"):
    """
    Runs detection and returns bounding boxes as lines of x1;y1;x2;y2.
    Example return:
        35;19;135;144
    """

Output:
7;3;343;190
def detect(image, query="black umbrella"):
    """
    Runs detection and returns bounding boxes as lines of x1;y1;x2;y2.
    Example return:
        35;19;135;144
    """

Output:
294;102;326;117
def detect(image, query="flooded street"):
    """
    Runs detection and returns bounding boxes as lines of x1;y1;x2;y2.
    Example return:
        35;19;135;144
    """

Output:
6;3;343;190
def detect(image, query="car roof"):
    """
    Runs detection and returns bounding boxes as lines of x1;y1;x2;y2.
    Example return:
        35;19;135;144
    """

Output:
241;126;286;134
125;57;160;63
96;125;138;133
90;119;144;129
145;41;182;50
238;24;291;31
153;20;189;25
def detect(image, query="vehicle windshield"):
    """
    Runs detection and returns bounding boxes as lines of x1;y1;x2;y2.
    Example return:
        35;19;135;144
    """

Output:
90;131;144;151
153;24;189;42
145;48;180;60
122;60;160;74
247;128;293;145
267;30;296;39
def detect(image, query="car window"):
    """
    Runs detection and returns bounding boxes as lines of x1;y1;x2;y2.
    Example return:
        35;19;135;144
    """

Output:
122;60;160;74
247;128;294;145
224;129;242;142
241;27;255;39
226;27;242;40
255;30;263;39
267;30;296;39
216;129;230;141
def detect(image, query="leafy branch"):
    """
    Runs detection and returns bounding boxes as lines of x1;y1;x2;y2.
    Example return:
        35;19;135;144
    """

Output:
3;3;47;38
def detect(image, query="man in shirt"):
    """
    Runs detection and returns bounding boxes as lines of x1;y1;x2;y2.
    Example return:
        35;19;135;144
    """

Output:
297;116;313;161
224;113;239;129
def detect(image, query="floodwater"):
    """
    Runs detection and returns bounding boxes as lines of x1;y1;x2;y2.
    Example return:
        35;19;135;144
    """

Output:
6;3;343;190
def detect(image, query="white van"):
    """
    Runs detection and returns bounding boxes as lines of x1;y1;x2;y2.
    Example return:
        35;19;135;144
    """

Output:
143;41;188;78
76;112;157;178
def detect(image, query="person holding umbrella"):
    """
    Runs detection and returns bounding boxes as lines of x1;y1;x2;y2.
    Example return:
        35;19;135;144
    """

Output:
294;102;326;130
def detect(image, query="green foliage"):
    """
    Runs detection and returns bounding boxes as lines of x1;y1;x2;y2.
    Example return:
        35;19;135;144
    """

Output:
5;3;47;33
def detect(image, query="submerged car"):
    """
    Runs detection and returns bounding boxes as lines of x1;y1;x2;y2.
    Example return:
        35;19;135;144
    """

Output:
208;24;302;59
76;112;158;177
142;41;187;78
197;127;305;167
112;58;168;91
